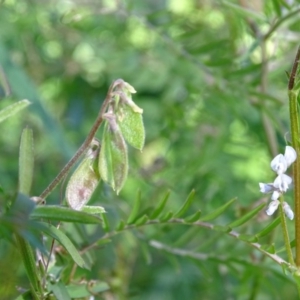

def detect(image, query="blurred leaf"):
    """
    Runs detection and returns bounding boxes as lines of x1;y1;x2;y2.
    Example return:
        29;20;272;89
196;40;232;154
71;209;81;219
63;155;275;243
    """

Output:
184;210;202;223
101;212;110;232
99;120;128;194
227;203;265;228
30;205;102;224
81;205;106;214
0;99;30;123
127;190;142;224
66;281;109;298
174;189;195;218
41;223;89;270
255;217;280;239
159;211;173;222
199;198;236;222
48;281;71;300
18;128;34;195
150;191;171;219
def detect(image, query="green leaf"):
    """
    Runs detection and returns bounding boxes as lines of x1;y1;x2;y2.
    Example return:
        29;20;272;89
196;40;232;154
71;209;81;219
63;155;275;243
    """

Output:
238;234;258;243
159;211;173;222
174;189;195;218
66;139;101;210
127;190;142;224
66;281;109;298
19;128;34;196
271;0;282;17
81;205;106;214
15;234;43;299
135;215;149;226
18;128;34;195
213;225;231;233
150;191;171;219
117;101;145;150
41;223;89;269
48;282;71;300
30;206;102;224
101;212;110;232
184;210;202;223
0;99;31;123
227;203;265;228
116;219;126;231
255;217;280;239
98;120;128;194
199;198;236;222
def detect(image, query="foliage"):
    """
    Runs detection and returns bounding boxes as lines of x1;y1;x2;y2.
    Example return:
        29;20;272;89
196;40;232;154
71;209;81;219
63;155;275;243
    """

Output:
1;0;300;299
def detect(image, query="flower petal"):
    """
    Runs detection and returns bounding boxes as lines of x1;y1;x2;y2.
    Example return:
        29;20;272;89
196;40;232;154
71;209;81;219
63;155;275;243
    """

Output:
270;154;287;174
284;146;297;167
271;190;281;201
266;200;280;216
283;202;294;220
259;183;276;193
273;174;292;192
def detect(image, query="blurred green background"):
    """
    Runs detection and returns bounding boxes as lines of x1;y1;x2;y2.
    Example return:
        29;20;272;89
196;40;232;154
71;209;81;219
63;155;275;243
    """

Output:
1;0;300;299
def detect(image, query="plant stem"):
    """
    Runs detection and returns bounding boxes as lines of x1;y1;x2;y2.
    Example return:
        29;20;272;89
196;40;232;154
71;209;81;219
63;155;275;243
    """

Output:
39;79;124;200
279;198;294;265
288;48;300;266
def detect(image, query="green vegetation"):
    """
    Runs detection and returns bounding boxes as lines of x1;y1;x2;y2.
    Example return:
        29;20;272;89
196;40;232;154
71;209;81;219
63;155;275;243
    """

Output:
1;0;300;299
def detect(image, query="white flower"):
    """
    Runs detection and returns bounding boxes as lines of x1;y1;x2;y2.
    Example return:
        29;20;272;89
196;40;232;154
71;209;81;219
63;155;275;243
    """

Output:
259;145;296;220
273;174;292;193
283;202;294;220
270;146;296;175
266;200;280;216
259;174;292;200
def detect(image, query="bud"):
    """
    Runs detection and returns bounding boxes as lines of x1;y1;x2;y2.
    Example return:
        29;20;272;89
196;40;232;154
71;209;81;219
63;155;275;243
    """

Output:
283;202;294;220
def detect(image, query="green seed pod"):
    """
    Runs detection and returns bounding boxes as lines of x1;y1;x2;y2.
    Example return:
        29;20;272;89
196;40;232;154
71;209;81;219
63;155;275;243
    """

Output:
98;115;128;194
66;139;101;210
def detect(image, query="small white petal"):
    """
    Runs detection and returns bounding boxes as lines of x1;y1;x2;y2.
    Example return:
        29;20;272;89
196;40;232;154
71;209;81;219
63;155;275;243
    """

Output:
283;202;294;220
271;154;287;174
266;200;280;216
284;146;297;167
273;174;292;193
271;190;281;201
259;183;276;193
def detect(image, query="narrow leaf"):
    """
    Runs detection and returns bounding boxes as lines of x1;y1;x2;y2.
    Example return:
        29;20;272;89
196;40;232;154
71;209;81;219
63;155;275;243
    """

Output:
81;205;106;215
116;219;126;231
66;139;101;210
66;282;109;298
159;211;173;222
199;198;236;222
49;282;71;300
0;99;31;123
227;203;265;228
117;101;145;150
127;190;142;224
255;217;280;239
31;206;102;224
135;215;149;226
101;212;110;232
41;223;88;269
99;119;128;194
15;234;43;298
19;128;34;195
150;191;171;219
184;210;202;223
174;189;195;218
